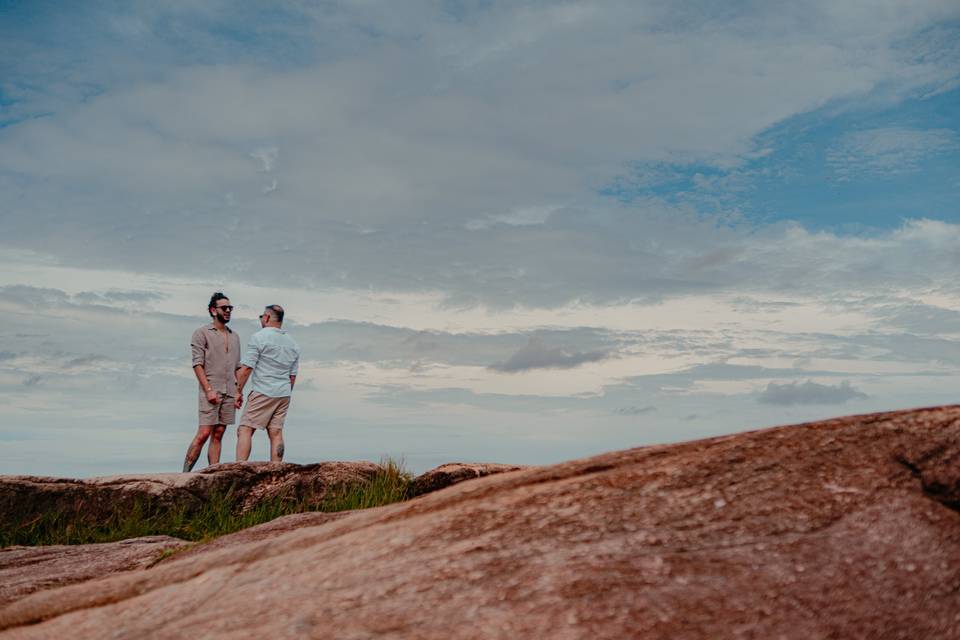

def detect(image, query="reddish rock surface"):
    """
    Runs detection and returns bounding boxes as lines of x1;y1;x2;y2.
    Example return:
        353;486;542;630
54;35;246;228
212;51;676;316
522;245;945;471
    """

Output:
0;536;187;608
408;462;527;497
4;406;960;638
168;511;352;562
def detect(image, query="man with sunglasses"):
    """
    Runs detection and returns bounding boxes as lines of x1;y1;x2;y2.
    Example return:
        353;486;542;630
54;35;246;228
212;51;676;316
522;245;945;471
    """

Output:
235;304;300;463
183;292;242;472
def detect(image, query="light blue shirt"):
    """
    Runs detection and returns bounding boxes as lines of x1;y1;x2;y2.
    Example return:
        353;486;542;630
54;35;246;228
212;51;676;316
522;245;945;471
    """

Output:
240;327;301;398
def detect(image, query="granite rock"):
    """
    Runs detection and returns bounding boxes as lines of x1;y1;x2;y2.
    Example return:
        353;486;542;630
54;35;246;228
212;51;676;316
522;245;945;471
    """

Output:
4;406;960;638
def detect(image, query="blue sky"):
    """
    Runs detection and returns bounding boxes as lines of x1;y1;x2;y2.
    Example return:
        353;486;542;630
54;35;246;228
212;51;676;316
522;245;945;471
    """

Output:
603;86;960;231
1;1;959;476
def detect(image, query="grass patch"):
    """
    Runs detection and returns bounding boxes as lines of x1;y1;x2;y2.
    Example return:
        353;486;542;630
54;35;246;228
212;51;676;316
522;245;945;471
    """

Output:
321;457;411;511
2;458;413;548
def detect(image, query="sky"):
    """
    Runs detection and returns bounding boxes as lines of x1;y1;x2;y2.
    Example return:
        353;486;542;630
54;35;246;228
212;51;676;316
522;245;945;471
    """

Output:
1;0;959;477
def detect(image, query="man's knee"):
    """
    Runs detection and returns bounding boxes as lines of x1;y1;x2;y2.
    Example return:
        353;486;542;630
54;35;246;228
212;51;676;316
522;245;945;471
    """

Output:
210;425;226;441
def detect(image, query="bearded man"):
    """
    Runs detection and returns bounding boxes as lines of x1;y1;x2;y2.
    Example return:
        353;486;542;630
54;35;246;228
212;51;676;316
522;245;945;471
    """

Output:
182;292;241;472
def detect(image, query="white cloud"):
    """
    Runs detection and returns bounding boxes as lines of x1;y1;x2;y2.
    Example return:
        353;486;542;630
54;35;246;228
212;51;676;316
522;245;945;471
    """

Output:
466;205;561;230
250;146;279;172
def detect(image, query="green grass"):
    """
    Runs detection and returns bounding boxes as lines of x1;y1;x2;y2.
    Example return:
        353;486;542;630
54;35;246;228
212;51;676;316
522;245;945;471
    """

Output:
321;458;411;511
1;458;413;548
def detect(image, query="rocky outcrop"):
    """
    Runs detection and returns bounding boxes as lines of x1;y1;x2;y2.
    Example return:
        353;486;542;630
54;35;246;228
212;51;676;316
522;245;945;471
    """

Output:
4;406;960;638
0;460;519;539
408;462;527;497
0;536;187;608
0;461;382;538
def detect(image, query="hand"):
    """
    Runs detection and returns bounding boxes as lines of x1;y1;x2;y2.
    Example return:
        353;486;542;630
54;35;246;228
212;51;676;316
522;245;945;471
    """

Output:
206;389;220;404
235;395;243;410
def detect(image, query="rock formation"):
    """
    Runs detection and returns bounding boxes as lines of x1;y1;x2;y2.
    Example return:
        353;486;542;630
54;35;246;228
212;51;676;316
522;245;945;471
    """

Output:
0;461;383;535
0;536;188;608
3;406;960;638
408;462;527;497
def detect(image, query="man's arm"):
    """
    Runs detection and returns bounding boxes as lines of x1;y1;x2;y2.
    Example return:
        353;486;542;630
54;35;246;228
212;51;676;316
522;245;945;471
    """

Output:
235;365;253;408
193;365;220;405
235;334;262;408
289;348;299;392
236;365;253;395
191;330;219;405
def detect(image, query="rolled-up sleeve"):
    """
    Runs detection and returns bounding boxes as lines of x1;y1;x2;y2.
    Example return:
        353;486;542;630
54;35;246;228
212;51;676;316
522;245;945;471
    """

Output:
190;329;206;367
240;335;261;369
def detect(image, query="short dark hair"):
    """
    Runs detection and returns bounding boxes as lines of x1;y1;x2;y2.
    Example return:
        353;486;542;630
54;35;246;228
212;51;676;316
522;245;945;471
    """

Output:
208;292;229;317
264;304;284;323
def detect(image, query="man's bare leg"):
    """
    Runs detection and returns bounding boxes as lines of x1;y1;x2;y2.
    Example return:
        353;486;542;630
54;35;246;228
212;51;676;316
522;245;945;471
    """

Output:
236;426;255;461
268;427;285;462
207;425;227;465
183;425;214;472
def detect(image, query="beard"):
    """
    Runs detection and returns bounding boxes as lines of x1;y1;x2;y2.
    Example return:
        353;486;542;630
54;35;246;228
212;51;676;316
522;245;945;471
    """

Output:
216;311;231;324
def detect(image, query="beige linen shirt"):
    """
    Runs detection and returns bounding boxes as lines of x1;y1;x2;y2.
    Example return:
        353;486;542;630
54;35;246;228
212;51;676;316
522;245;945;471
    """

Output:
190;323;242;396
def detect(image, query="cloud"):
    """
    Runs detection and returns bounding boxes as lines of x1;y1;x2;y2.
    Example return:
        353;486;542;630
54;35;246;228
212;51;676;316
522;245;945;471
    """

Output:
757;380;868;406
827;127;958;180
466;205;561;231
63;355;109;369
73;289;167;307
613;405;657;416
291;320;627;368
835;333;960;367
0;285;167;311
490;337;612;373
22;374;42;387
250;147;278;173
872;301;960;335
680;362;846;381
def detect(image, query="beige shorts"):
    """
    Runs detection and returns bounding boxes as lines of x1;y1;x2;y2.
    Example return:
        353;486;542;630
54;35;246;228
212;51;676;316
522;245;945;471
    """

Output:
239;392;290;431
198;391;237;426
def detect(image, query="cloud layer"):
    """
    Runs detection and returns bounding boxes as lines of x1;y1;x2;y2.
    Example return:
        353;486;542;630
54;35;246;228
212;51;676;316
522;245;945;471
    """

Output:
2;1;959;307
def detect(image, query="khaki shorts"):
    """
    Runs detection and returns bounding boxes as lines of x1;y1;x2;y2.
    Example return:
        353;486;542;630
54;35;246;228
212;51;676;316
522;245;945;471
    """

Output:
198;391;237;426
239;392;290;431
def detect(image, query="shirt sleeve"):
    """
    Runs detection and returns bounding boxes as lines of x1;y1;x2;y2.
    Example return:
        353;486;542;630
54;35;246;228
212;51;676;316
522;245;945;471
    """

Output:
290;347;300;377
190;329;206;367
240;334;261;369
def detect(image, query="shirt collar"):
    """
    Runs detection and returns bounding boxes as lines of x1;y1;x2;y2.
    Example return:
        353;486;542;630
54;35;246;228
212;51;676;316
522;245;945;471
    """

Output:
206;323;233;333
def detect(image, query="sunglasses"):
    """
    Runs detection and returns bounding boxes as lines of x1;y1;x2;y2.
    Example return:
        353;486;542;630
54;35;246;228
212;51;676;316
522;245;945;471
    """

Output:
216;305;234;312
